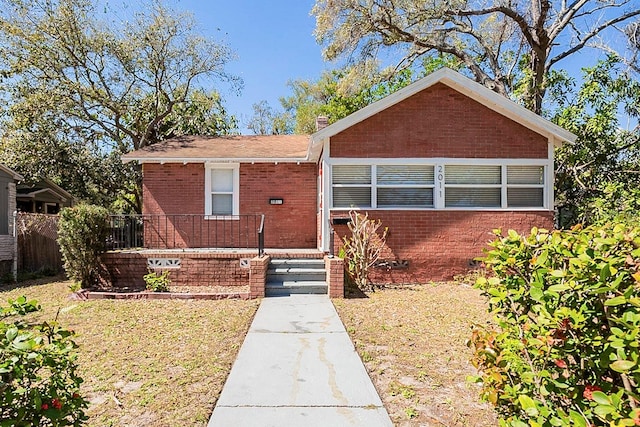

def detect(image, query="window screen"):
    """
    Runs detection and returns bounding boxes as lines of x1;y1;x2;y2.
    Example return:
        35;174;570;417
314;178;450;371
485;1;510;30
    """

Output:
507;166;544;185
507;165;545;207
332;165;372;208
445;165;501;207
377;165;434;207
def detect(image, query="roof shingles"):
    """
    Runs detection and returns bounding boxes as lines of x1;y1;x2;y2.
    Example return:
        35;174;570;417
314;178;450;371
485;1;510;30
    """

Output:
122;135;311;163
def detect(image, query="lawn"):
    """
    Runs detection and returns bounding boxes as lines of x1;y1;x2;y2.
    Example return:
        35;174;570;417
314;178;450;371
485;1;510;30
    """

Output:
0;278;259;426
2;277;496;426
333;282;498;426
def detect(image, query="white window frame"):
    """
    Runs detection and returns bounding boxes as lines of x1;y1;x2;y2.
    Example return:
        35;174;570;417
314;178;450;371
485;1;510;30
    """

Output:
442;164;502;208
331;164;436;209
332;164;373;208
205;163;240;219
504;165;546;209
330;158;550;211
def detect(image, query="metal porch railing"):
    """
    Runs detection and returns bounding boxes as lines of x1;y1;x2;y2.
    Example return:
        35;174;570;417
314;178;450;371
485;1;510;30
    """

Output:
108;214;265;255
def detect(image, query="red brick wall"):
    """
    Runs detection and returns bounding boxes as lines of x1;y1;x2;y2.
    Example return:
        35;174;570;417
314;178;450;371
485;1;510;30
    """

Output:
143;163;204;214
101;251;251;288
325;256;344;298
142;163;317;249
240;163;317;248
331;210;553;282
249;255;270;298
330;83;548;159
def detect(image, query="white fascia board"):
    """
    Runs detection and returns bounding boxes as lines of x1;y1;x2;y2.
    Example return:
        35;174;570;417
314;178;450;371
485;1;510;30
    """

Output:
311;68;451;142
123;157;315;164
328;157;551;165
0;164;24;181
310;67;577;146
306;136;325;162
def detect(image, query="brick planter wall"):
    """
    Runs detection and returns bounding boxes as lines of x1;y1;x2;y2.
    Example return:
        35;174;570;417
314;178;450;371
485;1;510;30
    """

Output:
100;250;255;289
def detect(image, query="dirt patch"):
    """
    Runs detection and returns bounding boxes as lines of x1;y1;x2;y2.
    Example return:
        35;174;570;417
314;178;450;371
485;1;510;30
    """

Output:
333;282;498;426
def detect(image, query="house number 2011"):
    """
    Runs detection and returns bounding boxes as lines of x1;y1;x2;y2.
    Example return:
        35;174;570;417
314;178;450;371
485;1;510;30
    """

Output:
437;165;444;199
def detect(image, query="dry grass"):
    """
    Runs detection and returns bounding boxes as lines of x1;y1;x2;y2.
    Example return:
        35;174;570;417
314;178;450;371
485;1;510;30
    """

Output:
0;278;259;426
333;282;498;426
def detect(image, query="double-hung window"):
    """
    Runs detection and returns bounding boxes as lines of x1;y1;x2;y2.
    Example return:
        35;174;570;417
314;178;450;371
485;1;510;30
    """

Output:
332;164;434;208
332;165;372;208
205;164;239;216
377;165;434;207
506;165;545;207
443;164;545;208
444;165;502;208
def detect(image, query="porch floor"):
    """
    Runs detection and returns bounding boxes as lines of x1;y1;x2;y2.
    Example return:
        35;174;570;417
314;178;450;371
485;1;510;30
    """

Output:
108;248;325;258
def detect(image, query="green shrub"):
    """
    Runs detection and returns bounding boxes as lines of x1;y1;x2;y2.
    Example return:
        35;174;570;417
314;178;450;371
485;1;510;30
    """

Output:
469;224;640;426
143;269;171;292
0;296;88;425
58;204;110;289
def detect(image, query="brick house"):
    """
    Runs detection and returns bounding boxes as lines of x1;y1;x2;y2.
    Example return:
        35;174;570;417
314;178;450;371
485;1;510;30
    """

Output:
110;68;575;296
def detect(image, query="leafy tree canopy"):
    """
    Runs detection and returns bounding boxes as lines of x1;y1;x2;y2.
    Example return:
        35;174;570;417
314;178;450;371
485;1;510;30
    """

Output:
552;57;640;226
277;57;458;134
0;0;239;211
247;100;292;135
312;0;640;114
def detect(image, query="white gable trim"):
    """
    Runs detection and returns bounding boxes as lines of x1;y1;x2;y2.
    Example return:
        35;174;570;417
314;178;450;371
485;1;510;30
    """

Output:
310;68;576;147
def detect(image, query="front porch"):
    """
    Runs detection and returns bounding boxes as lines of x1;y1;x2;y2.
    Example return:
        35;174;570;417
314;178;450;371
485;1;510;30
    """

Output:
101;215;343;297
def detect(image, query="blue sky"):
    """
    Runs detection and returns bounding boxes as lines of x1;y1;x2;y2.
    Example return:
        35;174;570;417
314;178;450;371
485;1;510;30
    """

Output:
171;1;625;132
176;1;328;132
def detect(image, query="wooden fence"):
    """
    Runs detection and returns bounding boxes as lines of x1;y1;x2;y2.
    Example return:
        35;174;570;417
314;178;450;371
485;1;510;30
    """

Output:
17;213;63;273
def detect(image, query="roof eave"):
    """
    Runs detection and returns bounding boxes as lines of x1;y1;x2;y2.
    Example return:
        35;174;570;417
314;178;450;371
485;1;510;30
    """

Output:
16;188;69;203
122;157;316;164
0;164;24;181
41;178;74;200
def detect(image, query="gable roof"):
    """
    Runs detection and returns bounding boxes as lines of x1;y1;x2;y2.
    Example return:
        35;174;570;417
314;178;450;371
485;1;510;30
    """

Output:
309;67;576;157
0;164;24;181
122;135;312;163
123;69;576;165
16;179;74;204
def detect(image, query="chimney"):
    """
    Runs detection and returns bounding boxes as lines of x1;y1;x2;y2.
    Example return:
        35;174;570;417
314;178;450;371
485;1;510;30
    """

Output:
315;116;329;131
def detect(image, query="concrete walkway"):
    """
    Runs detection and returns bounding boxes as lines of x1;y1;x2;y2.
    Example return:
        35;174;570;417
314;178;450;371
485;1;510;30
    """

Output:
208;294;393;427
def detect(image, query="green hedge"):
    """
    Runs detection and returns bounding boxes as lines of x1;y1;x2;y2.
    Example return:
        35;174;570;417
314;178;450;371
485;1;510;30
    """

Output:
58;204;110;289
470;224;640;426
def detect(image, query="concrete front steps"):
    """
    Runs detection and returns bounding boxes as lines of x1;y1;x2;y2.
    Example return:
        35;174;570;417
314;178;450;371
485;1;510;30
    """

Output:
266;258;327;296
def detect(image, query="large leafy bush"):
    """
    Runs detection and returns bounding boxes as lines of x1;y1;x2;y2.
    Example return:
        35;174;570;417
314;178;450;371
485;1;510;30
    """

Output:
0;296;87;425
58;204;110;289
470;224;640;426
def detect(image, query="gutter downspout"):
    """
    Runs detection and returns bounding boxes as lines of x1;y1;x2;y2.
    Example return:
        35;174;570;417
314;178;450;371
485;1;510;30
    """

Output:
12;210;17;281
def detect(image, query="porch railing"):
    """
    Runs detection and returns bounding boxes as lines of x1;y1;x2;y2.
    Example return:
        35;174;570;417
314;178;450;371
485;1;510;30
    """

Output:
108;214;265;255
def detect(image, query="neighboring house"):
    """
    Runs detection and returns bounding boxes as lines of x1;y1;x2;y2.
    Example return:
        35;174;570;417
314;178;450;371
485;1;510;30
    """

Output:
16;179;74;214
0;164;23;276
117;68;576;290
